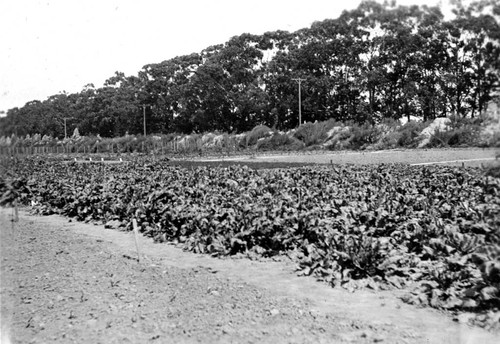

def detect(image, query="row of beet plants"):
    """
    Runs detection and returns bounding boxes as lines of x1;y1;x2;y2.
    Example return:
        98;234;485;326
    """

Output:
2;157;499;324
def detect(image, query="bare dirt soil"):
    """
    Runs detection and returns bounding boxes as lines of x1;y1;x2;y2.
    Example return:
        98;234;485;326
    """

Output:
193;147;499;167
1;208;499;344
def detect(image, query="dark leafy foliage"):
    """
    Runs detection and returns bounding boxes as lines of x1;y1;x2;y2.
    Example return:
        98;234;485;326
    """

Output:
3;158;500;322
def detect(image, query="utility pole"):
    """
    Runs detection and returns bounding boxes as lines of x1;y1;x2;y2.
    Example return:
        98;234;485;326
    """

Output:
142;105;147;136
63;117;72;139
292;78;305;126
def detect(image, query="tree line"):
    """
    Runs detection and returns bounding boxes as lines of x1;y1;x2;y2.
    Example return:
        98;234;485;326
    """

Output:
1;0;499;139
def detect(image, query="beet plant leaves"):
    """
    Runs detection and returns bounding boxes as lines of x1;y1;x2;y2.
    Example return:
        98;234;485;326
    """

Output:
3;158;500;320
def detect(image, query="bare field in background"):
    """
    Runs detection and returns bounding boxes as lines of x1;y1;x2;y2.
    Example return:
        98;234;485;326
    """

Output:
192;148;499;167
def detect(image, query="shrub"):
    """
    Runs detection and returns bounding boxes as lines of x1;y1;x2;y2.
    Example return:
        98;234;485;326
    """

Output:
426;129;450;148
379;131;402;149
326;119;427;151
256;133;304;151
242;125;273;147
397;121;427;148
346;122;384;150
426;115;483;148
176;134;203;154
490;132;500;147
478;110;500;147
324;126;352;150
293;119;339;146
366;119;402;150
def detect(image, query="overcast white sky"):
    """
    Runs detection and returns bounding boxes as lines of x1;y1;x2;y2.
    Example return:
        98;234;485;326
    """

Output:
0;0;443;114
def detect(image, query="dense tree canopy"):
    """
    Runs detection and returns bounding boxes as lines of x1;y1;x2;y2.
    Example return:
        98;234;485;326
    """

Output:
1;0;499;138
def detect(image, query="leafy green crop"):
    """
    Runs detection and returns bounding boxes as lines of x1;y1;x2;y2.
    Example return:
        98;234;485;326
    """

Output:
2;157;499;327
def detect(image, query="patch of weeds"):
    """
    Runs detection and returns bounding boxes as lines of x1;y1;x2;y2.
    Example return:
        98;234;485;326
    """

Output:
293;119;339;147
427;115;483;148
256;133;304;151
396;121;428;148
240;125;274;148
346;122;385;150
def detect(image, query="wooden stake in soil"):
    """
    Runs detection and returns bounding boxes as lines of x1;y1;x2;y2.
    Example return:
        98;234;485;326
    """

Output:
132;219;142;263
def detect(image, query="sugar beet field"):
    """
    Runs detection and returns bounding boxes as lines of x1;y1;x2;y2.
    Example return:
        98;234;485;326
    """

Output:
1;149;500;339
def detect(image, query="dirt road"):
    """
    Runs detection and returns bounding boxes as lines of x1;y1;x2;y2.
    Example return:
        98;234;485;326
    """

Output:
1;208;499;344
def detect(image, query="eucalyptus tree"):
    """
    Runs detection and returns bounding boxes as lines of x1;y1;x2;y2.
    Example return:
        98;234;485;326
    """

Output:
449;0;500;117
2;0;499;138
141;53;202;133
181;34;268;133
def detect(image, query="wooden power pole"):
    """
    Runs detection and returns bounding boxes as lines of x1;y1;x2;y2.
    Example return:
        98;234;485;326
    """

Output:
142;105;147;136
292;78;305;126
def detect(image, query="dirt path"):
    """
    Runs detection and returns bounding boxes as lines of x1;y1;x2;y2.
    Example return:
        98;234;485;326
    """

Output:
1;209;499;344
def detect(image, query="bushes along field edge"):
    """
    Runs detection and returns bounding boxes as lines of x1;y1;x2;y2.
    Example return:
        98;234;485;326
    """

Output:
1;109;499;155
